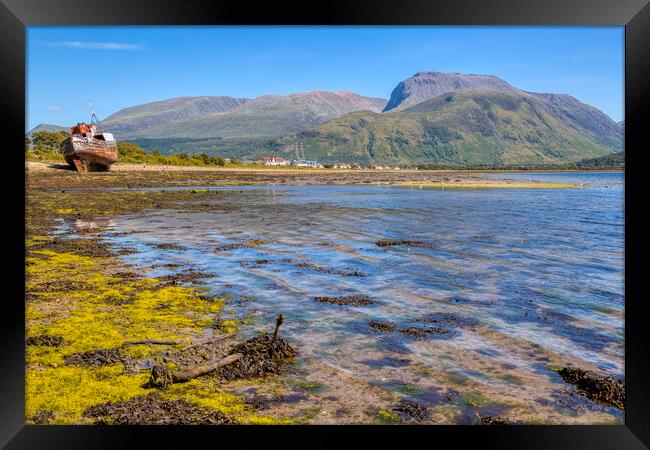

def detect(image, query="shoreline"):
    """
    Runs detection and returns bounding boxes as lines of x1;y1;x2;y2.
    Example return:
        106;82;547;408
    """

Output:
25;162;590;190
26;160;624;174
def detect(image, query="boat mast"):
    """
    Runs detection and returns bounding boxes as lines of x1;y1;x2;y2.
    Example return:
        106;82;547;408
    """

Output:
89;101;103;133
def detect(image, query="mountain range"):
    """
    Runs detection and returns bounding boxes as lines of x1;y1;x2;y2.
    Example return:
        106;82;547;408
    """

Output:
110;91;386;140
30;71;623;165
278;88;621;165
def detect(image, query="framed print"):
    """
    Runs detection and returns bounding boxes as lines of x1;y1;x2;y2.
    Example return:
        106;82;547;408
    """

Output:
1;0;648;448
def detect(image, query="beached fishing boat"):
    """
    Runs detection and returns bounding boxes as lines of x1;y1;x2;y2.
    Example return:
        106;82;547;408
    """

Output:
60;108;118;171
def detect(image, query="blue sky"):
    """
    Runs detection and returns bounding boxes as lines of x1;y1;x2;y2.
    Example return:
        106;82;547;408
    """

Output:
27;26;624;130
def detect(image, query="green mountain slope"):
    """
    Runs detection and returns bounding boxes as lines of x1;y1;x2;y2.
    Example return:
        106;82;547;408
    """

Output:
525;92;622;149
102;96;249;137
276;89;622;165
121;90;387;140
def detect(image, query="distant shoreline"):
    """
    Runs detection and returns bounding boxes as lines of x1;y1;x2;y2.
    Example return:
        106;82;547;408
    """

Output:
25;161;624;174
23;161;606;190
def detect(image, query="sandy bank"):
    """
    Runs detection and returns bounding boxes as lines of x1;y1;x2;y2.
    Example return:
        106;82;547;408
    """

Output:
25;162;579;189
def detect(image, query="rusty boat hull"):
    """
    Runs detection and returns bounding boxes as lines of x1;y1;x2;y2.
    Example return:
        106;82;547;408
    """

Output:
61;136;118;171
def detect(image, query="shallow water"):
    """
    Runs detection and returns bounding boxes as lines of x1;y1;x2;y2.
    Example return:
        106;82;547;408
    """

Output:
100;172;624;422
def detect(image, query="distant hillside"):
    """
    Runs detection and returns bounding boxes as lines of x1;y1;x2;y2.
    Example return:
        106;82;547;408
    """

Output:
102;96;249;136
525;92;622;149
122;90;387;140
130;136;282;160
383;72;516;112
28;124;68;135
276;89;622;166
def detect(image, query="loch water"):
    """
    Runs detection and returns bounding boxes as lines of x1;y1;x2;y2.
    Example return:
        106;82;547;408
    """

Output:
101;172;624;421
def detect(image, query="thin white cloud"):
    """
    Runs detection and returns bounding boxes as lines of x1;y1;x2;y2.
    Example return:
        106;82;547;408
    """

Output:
47;106;61;112
40;41;144;50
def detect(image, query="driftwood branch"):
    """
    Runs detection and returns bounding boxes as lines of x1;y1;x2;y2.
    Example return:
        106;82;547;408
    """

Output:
270;314;285;358
272;314;284;343
147;315;289;388
171;353;243;383
123;332;233;349
146;333;241;387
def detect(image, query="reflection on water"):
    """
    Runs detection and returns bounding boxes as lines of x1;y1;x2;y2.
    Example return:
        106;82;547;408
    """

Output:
103;172;624;422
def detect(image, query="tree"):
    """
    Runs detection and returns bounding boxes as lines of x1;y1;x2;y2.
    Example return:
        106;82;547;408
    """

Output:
209;156;225;166
229;156;240;165
117;142;147;158
31;131;68;150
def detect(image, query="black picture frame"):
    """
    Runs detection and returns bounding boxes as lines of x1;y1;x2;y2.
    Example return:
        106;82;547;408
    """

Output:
2;0;648;448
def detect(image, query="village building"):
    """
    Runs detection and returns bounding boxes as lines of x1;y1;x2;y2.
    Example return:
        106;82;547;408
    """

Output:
293;159;322;168
333;163;352;169
256;156;290;166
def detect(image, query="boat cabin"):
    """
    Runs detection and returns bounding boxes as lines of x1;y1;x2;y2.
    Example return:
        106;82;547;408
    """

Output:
70;123;115;142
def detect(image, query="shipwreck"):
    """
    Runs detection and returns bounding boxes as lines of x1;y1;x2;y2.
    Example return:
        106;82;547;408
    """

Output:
60;108;118;172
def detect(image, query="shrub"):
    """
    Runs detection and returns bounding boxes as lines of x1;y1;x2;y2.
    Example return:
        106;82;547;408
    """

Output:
31;131;68;150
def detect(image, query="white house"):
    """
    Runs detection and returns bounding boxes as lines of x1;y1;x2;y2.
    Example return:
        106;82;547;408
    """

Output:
293;159;322;168
257;156;290;166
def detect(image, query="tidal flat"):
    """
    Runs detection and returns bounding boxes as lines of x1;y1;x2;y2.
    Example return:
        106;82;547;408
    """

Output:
25;168;624;425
